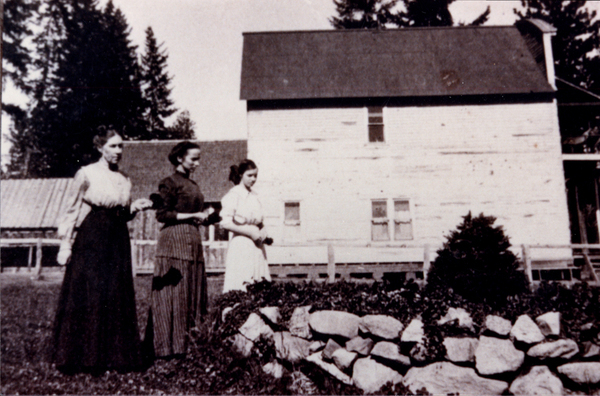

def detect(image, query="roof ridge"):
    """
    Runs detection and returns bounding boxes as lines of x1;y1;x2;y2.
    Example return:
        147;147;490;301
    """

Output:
242;25;516;36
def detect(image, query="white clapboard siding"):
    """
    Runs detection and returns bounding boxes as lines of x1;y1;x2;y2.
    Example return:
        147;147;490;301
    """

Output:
247;102;571;262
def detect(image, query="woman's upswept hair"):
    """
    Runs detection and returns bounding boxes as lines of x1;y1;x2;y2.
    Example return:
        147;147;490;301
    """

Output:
93;126;121;150
229;159;257;185
168;141;201;166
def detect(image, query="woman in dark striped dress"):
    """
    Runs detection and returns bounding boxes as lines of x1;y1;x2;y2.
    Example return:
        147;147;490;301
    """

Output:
147;141;213;358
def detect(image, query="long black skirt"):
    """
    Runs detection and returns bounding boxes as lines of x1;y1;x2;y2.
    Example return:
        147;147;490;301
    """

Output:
53;206;142;374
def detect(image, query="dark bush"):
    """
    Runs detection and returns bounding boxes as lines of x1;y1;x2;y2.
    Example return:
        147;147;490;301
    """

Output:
425;212;529;308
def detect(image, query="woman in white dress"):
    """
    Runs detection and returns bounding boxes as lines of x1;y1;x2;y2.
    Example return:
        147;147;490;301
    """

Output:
221;159;271;292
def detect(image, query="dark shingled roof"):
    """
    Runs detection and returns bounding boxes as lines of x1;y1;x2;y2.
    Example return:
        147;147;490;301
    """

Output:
121;140;247;202
240;26;554;101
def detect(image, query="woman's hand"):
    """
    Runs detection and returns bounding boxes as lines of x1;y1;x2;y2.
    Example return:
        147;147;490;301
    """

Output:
259;228;269;242
247;225;263;243
131;198;153;213
57;248;71;266
193;211;209;222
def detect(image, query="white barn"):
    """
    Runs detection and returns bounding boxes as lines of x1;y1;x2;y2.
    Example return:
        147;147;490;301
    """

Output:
240;21;572;279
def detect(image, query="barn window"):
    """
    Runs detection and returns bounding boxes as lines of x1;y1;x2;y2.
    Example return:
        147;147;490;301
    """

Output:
371;200;389;241
284;202;300;225
284;201;301;241
368;106;384;142
393;199;413;240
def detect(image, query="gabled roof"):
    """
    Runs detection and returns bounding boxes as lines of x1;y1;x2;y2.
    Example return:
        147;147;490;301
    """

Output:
121;140;247;203
240;26;554;101
1;178;78;229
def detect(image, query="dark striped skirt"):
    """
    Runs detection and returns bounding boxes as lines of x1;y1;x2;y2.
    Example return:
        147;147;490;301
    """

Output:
53;206;142;374
147;224;206;357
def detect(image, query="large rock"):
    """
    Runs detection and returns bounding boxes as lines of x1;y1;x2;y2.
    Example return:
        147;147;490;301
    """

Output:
509;366;564;396
475;336;525;375
370;341;411;366
536;312;560;337
309;310;360;339
582;341;600;359
557;362;600;385
484;315;512;337
289;306;312;339
332;348;358;370
322;338;343;361
359;315;404;340
403;362;509;396
527;339;579;360
262;361;284;378
305;351;353;385
259;306;281;326
438;307;474;331
229;333;254;357
444;337;479;363
272;331;311;363
345;336;374;356
308;340;325;354
510;315;545;344
401;318;424;344
239;313;274;342
352;357;403;394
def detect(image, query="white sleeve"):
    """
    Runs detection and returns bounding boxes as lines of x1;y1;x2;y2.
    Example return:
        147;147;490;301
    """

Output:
57;169;88;252
219;189;238;227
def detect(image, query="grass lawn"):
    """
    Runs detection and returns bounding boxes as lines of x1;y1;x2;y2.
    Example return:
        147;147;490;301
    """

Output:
1;270;228;395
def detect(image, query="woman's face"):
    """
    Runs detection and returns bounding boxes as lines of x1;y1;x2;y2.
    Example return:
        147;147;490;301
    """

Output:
99;134;123;165
241;168;258;190
178;148;201;173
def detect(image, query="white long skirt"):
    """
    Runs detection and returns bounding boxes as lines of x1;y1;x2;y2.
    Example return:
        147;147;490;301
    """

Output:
222;234;271;293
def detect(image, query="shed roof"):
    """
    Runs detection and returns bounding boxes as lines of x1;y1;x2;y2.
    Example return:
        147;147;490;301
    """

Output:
1;140;247;230
1;178;78;229
120;139;247;203
240;26;554;101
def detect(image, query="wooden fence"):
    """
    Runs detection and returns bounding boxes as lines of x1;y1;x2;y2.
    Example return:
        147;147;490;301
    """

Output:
2;238;599;285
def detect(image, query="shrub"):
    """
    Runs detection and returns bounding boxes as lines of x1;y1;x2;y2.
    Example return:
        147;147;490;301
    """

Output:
426;212;529;308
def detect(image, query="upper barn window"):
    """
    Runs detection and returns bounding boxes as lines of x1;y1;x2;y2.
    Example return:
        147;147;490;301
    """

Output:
368;106;384;142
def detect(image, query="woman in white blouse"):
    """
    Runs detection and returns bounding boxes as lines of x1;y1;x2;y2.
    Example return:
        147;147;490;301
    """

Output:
221;159;271;292
53;127;152;375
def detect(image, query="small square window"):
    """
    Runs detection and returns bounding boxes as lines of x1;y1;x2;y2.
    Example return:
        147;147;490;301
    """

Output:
284;202;300;225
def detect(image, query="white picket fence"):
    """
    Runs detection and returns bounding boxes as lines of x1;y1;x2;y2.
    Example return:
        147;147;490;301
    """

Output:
2;238;598;285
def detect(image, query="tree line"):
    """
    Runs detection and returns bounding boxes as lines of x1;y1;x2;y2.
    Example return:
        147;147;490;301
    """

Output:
2;0;194;178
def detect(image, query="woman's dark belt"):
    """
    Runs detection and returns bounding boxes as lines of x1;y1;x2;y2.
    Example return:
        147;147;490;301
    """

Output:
162;219;199;228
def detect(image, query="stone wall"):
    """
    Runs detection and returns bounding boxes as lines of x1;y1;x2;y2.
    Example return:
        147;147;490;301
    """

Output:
225;305;600;395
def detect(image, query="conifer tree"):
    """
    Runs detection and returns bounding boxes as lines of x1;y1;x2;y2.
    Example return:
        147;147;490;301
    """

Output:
516;1;600;92
167;110;195;140
330;0;489;29
426;212;528;307
7;0;147;177
140;26;177;138
2;0;40;93
330;0;400;29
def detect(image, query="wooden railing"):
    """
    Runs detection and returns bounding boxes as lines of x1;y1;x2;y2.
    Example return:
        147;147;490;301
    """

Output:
1;238;598;285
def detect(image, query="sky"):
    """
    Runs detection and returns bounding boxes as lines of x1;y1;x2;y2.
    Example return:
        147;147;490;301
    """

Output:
2;0;597;166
